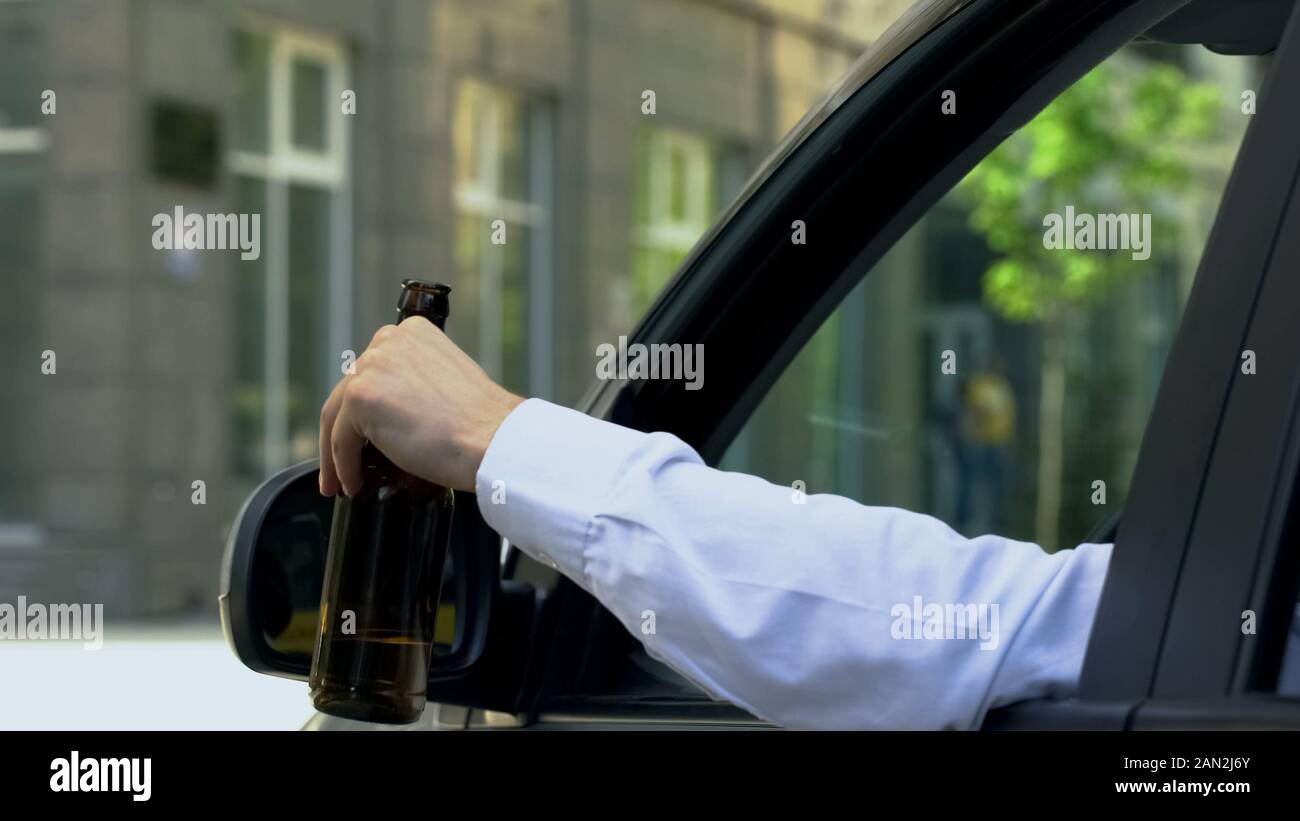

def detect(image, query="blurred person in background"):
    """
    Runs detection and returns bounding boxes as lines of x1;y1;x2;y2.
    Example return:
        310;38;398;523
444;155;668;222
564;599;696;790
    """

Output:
956;355;1016;533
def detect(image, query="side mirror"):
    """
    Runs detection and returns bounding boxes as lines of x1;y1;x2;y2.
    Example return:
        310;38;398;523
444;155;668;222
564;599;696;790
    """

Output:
220;460;523;699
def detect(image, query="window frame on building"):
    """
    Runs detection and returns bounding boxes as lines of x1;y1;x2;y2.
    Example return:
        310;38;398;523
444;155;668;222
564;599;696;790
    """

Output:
0;0;47;547
451;77;555;399
631;126;748;315
229;19;351;477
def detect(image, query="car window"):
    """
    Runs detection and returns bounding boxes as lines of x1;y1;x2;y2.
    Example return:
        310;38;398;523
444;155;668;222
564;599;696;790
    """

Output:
719;43;1266;551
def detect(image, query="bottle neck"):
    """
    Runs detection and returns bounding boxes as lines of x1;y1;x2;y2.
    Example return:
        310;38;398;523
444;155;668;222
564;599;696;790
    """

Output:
396;281;450;329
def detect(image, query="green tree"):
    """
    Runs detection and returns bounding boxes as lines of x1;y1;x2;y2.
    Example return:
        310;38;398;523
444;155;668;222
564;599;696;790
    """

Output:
957;60;1218;549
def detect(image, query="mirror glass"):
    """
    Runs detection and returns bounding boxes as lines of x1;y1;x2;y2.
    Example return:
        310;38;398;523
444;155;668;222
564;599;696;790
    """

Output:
250;473;329;662
248;471;459;668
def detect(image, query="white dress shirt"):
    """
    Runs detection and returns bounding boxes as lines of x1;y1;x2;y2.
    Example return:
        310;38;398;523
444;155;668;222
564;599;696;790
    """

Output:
474;398;1300;729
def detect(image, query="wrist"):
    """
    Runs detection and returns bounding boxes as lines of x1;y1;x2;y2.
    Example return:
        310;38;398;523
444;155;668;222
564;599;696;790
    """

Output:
461;391;525;490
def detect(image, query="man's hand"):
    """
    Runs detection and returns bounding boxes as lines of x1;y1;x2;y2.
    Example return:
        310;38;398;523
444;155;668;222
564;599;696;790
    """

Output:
318;316;524;496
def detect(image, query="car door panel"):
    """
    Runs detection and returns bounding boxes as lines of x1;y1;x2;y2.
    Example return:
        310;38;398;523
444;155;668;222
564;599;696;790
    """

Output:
1153;95;1300;697
1080;0;1300;704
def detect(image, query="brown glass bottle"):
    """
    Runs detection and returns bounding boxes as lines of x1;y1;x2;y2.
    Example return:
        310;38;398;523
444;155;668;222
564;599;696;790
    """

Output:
309;280;455;724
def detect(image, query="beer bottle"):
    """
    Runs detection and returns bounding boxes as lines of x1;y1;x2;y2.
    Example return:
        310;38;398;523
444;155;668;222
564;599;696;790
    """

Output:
309;280;455;724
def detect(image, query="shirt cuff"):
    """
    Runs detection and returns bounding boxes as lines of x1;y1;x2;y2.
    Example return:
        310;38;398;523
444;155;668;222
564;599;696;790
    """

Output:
474;398;643;579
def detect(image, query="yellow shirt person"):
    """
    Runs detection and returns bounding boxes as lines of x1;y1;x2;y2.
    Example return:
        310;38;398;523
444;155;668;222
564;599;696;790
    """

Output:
963;371;1016;447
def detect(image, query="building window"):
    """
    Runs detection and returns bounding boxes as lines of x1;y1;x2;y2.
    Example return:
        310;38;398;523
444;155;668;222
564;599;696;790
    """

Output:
0;0;44;136
631;127;743;312
230;25;350;479
0;0;46;547
452;79;554;398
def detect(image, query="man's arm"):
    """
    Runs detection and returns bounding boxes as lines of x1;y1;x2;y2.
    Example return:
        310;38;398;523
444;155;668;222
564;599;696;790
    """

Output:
318;318;1111;730
476;398;1112;730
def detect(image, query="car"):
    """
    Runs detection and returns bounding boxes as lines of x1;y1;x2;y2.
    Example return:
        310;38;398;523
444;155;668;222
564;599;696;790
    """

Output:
221;0;1300;730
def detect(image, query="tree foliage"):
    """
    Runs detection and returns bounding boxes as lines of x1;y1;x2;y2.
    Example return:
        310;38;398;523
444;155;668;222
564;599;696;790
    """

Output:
958;60;1220;322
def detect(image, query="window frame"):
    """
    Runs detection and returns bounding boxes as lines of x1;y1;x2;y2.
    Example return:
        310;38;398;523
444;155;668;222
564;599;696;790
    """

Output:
0;0;47;546
228;20;351;476
631;127;750;315
451;78;555;399
634;128;719;258
0;123;45;546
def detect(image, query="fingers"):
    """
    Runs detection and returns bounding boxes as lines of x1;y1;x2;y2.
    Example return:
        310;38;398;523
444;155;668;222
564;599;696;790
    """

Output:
330;390;370;498
397;313;448;344
370;323;398;347
318;377;347;496
319;324;394;496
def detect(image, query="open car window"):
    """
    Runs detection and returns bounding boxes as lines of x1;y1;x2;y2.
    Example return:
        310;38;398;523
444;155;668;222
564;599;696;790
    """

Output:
611;39;1269;700
722;43;1266;551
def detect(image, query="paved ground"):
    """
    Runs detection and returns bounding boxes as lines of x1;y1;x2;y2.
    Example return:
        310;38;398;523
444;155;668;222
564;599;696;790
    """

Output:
0;622;310;730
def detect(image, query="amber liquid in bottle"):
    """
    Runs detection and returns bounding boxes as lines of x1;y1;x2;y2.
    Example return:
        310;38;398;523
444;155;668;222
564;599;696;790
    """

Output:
309;280;455;724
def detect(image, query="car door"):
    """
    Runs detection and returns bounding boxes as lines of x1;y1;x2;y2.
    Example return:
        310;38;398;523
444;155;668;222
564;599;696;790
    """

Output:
472;0;1300;730
994;0;1300;730
1089;0;1300;727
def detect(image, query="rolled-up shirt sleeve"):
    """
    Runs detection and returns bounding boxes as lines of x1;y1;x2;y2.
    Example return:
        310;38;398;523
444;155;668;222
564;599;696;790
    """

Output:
475;397;1112;730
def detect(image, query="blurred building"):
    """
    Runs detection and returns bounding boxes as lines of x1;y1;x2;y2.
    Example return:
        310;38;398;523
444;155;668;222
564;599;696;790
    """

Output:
0;0;1266;622
0;0;908;618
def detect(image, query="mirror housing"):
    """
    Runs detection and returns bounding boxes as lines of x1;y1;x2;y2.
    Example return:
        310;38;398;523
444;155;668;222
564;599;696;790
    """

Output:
220;460;540;712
